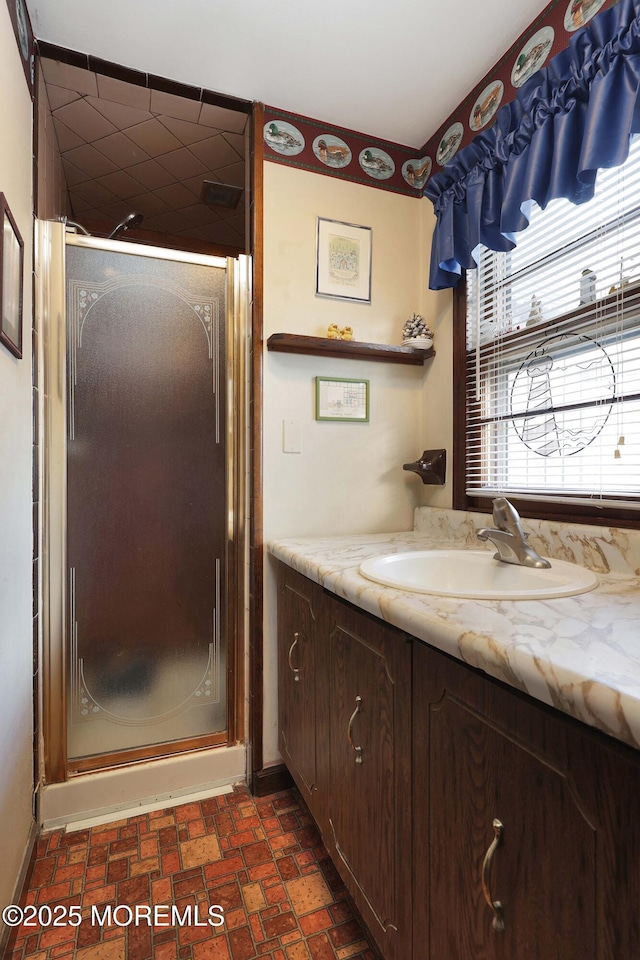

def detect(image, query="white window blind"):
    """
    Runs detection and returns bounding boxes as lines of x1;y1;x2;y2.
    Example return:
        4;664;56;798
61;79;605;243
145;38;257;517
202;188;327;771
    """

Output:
465;136;640;508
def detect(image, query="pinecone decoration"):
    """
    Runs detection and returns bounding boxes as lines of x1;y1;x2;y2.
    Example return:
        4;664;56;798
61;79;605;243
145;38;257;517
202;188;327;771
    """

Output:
402;314;433;346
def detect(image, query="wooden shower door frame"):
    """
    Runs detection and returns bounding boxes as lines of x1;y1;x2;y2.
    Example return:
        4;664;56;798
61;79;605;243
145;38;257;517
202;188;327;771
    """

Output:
40;226;249;782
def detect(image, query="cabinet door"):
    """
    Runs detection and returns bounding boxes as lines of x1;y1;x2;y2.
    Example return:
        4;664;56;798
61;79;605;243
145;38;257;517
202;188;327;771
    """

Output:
425;696;595;959
413;641;640;960
327;599;411;960
277;565;327;826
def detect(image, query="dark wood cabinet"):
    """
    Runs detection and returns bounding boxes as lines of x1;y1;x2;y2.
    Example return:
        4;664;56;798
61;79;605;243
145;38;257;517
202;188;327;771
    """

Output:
277;565;328;830
413;641;640;960
276;563;412;959
276;560;640;960
326;599;412;960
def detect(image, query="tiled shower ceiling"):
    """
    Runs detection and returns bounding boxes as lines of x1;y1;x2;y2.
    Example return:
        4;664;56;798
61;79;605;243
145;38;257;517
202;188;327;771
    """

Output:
41;58;248;251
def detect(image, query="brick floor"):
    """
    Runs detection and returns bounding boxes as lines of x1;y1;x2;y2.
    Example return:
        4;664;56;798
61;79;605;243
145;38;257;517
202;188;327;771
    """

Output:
3;787;380;960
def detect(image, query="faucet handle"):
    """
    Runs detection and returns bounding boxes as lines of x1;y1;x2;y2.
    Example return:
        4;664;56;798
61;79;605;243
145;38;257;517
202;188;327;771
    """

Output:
492;497;525;535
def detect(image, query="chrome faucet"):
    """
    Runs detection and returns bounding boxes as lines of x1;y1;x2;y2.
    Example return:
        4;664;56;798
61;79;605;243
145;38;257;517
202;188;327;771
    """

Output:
476;497;551;568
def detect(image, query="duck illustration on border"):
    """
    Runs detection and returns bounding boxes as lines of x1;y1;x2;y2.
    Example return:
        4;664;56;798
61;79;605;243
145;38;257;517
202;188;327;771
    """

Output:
564;0;606;31
359;147;395;180
402;156;432;189
511;27;554;87
313;135;352;168
436;122;464;166
470;81;503;131
263;121;305;156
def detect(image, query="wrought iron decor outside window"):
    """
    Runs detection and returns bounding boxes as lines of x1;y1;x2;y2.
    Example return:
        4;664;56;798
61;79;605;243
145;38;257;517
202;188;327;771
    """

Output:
463;136;640;513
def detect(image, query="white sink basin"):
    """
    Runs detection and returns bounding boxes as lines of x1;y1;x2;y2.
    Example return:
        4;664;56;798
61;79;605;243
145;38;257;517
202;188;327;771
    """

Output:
359;549;599;600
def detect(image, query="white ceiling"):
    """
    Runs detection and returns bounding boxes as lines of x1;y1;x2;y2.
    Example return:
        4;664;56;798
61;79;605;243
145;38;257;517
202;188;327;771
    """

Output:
26;0;553;148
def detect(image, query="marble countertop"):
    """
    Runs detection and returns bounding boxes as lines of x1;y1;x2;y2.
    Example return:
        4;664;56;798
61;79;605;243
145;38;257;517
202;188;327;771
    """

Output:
268;508;640;752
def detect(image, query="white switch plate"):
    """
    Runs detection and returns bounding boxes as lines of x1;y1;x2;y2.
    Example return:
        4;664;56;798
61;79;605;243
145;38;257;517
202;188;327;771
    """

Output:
283;419;302;453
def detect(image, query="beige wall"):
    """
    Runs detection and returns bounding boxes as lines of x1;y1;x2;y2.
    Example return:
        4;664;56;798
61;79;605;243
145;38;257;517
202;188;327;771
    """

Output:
262;162;445;763
418;200;454;510
0;0;34;927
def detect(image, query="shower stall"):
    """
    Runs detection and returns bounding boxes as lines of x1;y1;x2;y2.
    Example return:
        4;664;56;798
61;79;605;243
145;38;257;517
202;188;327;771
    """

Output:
37;222;249;809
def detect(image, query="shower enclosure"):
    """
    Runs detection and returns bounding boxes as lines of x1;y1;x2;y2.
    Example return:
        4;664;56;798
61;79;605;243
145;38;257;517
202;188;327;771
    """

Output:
39;224;249;779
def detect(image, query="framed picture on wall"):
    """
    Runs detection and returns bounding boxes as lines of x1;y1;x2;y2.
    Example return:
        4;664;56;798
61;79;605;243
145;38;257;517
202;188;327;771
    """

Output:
315;217;372;303
0;194;24;360
315;376;370;422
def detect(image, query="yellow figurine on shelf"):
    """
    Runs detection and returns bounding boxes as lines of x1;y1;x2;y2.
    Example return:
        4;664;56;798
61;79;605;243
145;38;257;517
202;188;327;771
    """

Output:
326;324;355;340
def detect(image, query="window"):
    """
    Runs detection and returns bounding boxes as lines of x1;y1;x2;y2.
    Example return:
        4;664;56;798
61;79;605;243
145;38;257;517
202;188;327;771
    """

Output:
457;136;640;523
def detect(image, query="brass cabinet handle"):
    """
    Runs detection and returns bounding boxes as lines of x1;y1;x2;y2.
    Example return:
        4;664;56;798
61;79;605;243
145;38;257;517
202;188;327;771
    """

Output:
481;818;505;932
347;695;363;764
288;632;300;682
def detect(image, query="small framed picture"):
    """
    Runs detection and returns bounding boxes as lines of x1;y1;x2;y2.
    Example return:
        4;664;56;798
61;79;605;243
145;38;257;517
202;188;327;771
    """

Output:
0;194;24;360
315;217;372;304
315;376;370;422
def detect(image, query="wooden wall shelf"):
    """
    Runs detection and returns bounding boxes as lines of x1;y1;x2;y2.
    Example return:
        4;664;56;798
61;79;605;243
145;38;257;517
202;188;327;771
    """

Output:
266;333;435;365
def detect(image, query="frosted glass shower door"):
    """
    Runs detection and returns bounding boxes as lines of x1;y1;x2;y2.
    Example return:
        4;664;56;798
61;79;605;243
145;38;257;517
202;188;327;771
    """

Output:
66;242;228;761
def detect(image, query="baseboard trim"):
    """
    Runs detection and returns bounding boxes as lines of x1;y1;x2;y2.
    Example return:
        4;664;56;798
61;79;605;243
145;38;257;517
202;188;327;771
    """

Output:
0;818;38;957
250;763;293;797
39;744;246;830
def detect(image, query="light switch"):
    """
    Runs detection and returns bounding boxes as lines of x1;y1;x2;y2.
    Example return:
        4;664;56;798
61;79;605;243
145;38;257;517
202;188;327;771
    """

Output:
283;419;302;453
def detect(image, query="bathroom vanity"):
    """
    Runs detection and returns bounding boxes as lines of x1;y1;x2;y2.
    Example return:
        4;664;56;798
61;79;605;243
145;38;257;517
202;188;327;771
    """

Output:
270;509;640;960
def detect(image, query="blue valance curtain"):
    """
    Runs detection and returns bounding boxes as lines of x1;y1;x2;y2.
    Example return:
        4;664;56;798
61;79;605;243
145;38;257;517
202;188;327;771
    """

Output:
426;0;640;290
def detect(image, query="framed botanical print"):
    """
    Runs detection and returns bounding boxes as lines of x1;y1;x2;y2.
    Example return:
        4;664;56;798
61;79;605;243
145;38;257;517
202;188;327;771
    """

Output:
315;217;372;304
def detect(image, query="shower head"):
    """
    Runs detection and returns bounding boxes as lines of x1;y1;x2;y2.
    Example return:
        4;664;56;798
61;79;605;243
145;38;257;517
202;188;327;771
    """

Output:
108;211;144;240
